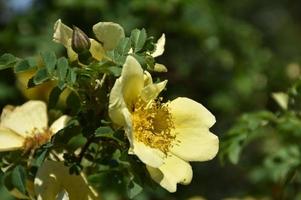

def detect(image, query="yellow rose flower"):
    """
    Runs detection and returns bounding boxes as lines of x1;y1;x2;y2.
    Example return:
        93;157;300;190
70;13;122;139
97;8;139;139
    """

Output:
53;19;105;62
34;160;100;200
0;100;69;152
108;56;219;192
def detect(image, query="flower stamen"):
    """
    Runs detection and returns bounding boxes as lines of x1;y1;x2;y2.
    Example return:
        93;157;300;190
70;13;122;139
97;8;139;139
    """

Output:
23;128;52;152
132;98;176;154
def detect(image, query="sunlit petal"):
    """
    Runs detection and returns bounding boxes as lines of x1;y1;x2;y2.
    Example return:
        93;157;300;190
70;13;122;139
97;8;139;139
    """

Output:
147;153;192;192
131;141;165;168
49;115;70;136
152;34;165;57
0;101;48;137
53;19;73;48
171;128;219;161
169;97;216;129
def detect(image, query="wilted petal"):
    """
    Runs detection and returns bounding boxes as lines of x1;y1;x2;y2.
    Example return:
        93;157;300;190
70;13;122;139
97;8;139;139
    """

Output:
151;34;165;57
147;154;192;192
171;128;219;161
169;97;216;129
0;101;48;137
49;115;70;135
53;19;73;48
0;128;24;152
93;22;125;50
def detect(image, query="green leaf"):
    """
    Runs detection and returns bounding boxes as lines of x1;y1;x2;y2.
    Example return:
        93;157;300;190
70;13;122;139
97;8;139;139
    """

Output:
0;173;15;200
107;66;122;77
66;91;81;114
95;126;124;144
49;87;63;108
57;57;69;81
14;58;36;73
125;170;143;199
106;50;126;66
33;68;49;85
116;37;131;55
130;29;147;53
67;69;77;85
31;149;48;167
4;165;27;197
53;119;82;146
41;51;57;74
127;180;143;199
95;126;114;136
0;53;18;70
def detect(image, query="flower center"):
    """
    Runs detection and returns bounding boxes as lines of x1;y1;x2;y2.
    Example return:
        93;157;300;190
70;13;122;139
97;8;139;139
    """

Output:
23;128;52;152
132;98;176;154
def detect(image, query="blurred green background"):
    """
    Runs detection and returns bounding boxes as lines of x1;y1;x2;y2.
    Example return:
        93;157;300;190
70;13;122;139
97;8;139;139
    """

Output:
1;0;301;199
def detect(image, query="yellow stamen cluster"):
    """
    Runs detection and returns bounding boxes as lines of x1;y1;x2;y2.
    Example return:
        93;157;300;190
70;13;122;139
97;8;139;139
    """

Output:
23;128;52;152
132;98;176;154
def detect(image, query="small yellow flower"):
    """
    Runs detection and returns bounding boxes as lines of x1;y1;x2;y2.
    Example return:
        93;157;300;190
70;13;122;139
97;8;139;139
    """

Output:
0;100;69;152
53;19;105;62
34;160;100;200
109;56;219;192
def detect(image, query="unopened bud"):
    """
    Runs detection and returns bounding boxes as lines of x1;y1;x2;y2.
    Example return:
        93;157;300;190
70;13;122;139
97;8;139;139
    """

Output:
71;26;91;53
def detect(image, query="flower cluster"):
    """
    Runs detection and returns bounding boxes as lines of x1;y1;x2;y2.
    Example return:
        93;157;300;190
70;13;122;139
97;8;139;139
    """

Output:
0;19;219;199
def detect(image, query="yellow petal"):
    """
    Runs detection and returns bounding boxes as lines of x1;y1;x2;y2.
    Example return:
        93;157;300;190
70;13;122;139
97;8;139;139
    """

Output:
0;128;24;152
151;34;165;57
147;154;192;192
121;56;144;107
171;128;219;161
153;63;168;72
93;22;125;51
109;84;128;126
272;92;288;110
89;39;105;61
143;71;153;86
34;160;100;200
140;80;167;103
49;115;70;135
53;19;73;48
169;97;216;129
122;108;134;146
0;101;48;137
0;105;15;121
109;56;144;125
66;39;78;62
131;140;165;168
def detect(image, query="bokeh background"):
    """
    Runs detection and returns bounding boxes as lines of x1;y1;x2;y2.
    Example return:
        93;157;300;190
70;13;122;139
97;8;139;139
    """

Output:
1;0;301;199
